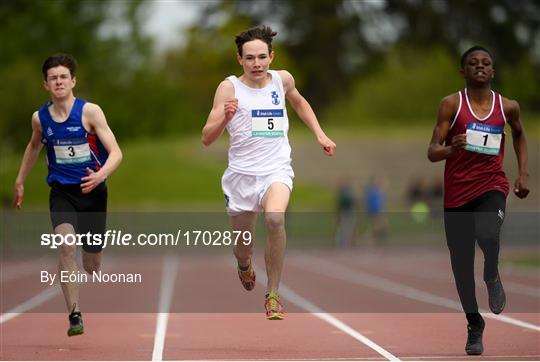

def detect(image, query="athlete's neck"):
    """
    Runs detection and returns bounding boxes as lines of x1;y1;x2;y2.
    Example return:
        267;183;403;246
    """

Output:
239;72;272;89
50;94;76;120
466;86;492;104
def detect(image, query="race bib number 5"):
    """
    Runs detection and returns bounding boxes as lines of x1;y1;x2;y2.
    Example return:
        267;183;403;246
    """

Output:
53;138;91;164
465;122;503;156
251;109;285;137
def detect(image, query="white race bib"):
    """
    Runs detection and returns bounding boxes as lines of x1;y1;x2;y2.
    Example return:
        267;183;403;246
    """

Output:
465;122;503;156
251;109;285;137
53;138;91;164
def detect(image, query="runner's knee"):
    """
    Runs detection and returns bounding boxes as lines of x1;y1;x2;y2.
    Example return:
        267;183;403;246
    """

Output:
265;213;285;232
476;228;499;245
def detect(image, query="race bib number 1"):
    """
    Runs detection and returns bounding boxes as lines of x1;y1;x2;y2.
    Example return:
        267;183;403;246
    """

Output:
53;138;91;164
251;109;285;137
465;122;503;156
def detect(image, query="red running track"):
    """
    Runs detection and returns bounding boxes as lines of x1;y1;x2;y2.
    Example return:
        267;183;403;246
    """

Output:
1;249;539;361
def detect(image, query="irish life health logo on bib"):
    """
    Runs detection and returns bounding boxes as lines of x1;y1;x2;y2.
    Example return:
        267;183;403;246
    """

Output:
464;122;503;156
251;109;285;137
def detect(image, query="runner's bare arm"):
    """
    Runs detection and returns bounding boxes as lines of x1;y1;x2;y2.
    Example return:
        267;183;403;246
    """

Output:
202;80;237;146
278;70;336;156
504;98;529;198
80;103;123;194
428;94;466;162
13;112;44;208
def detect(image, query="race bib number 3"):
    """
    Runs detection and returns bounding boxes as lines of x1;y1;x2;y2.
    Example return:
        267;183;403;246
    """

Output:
251;109;285;137
53;138;91;164
465;122;503;156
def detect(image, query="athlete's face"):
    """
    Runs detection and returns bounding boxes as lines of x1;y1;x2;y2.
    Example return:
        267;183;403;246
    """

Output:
461;50;494;84
43;65;76;99
238;39;274;81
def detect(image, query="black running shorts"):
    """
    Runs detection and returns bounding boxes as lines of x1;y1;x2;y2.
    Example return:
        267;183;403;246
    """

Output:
49;181;108;253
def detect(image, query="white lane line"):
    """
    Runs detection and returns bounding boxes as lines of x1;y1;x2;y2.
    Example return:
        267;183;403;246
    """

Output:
336;253;540;298
163;355;540;361
504;266;540;279
177;358;386;361
254;266;400;362
297;255;540;332
1;257;52;283
1;268;39;283
0;287;60;324
504;282;540;298
400;355;540;360
487;313;540;330
350;259;540;298
152;256;179;362
0;257;118;324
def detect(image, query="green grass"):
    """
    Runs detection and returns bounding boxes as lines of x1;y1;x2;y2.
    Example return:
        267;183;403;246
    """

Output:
106;137;225;209
0;136;334;211
2;121;536;211
0;150;49;209
3;129;532;250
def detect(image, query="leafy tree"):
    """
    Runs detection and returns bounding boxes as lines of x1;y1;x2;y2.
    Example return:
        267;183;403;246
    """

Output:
191;0;540;112
384;0;540;109
158;15;299;134
188;0;381;112
0;0;152;151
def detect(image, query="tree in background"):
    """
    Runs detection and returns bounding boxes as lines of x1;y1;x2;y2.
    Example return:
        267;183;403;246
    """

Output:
158;12;300;133
191;0;382;112
0;0;152;151
384;0;540;110
192;0;540;112
1;0;538;154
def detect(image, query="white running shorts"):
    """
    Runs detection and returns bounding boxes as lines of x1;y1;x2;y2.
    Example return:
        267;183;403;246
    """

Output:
221;168;294;215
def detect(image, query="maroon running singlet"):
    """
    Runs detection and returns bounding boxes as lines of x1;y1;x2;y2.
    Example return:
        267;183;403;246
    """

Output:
444;89;509;208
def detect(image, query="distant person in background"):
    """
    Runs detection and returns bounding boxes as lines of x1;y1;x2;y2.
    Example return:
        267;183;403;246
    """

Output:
428;46;529;355
201;25;336;320
12;54;123;336
428;176;444;218
406;177;428;206
406;176;430;223
364;175;387;244
335;177;357;247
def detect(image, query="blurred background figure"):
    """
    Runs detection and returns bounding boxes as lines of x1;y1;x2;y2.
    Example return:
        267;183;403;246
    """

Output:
364;175;388;245
407;176;430;224
335;177;357;247
428;176;444;219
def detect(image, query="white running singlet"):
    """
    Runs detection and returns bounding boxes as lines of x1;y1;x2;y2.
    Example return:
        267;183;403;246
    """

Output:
225;70;292;175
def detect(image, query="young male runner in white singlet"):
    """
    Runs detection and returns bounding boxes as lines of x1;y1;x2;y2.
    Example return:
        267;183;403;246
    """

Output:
202;25;336;320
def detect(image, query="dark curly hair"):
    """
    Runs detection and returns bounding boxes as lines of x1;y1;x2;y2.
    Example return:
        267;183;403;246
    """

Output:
460;46;493;69
42;54;77;80
235;25;277;56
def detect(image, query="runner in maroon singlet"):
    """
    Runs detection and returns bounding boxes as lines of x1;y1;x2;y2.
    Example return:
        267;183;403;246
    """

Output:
427;46;529;356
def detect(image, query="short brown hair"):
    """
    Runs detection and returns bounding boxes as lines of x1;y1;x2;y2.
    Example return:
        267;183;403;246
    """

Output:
235;25;277;56
42;54;77;80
